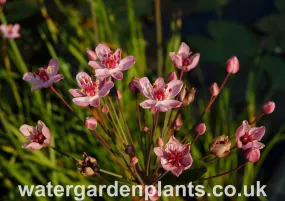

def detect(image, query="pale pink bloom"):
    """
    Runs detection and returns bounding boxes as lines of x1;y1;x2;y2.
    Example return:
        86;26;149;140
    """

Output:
23;59;64;91
88;44;136;80
69;72;114;107
226;56;239;74
0;0;6;5
84;117;98;130
167;72;178;82
169;42;200;72
235;120;266;150
139;77;183;113
19;120;50;150
154;136;193;177
244;142;265;163
0;24;20;39
209;82;219;96
195;123;206;135
262;101;275;114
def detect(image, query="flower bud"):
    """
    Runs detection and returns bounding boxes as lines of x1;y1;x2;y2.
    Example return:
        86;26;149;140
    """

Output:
86;48;98;61
144;126;150;132
262;101;275;114
195;123;206;135
78;152;99;177
167;72;178;82
178;86;187;102
84;117;98;130
209;82;219;96
130;156;139;166
125;145;135;156
156;137;164;147
182;88;196;106
174;117;182;131
210;136;231;158
226;56;239;74
0;0;6;5
102;104;109;113
116;90;123;99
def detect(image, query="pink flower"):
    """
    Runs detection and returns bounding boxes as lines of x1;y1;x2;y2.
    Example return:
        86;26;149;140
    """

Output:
262;101;275;114
169;42;200;72
88;44;136;80
244;142;265;163
139;77;183;113
0;0;6;6
0;24;20;39
69;72;114;107
23;59;64;91
235;120;266;150
84;117;98;130
154;136;193;177
19;120;51;150
226;56;239;74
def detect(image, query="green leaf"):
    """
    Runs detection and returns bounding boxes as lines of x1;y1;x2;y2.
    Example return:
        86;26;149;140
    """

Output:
256;14;285;35
161;160;207;185
275;0;285;12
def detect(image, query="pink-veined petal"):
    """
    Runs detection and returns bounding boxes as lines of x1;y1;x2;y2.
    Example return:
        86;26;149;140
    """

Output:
72;96;92;107
112;71;123;80
95;69;111;79
48;59;59;76
177;42;190;54
90;98;100;107
19;124;34;137
185;53;200;71
166;80;183;98
235;120;250;138
69;89;84;98
249;126;266;141
88;61;105;69
153;77;165;89
116;56;136;71
23;72;43;84
76;72;91;88
95;44;111;61
98;81;114;97
23;142;42;150
153;147;164;157
161;99;182;109
139;77;153;99
140;100;157;108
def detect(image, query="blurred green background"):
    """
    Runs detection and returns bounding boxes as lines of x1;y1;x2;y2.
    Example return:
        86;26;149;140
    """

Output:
1;0;285;200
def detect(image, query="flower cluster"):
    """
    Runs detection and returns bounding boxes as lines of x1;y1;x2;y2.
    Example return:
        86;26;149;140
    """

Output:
19;42;275;201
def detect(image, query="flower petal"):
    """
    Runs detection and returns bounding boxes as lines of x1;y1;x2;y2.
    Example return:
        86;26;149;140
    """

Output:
23;72;43;84
69;89;84;97
161;99;182;109
153;147;164;157
95;69;111;79
88;61;105;69
19;124;34;137
76;72;91;88
72;96;92;107
185;53;200;71
139;77;153;99
90;98;100;107
117;56;136;71
95;44;111;61
98;81;114;97
31;83;47;91
23;142;42;150
140;100;157;108
38;120;50;142
112;71;123;80
235;120;250;138
51;74;64;83
249;126;266;141
177;42;190;54
166;80;183;98
48;59;59;76
169;53;183;68
171;167;183;177
153;77;165;89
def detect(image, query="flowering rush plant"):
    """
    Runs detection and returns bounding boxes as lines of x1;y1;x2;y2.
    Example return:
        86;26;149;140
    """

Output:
21;42;275;200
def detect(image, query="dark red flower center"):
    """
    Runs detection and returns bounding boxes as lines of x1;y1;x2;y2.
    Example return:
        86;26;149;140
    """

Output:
240;131;253;145
168;152;183;167
153;84;173;101
79;77;99;97
32;132;46;144
102;51;120;69
182;58;190;66
35;65;51;82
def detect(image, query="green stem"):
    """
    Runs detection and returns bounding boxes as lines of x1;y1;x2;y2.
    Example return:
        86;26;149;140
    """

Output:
99;169;123;179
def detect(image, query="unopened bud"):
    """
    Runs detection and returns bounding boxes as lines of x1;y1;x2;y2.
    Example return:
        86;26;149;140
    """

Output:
195;123;206;135
226;56;239;74
174;117;182;131
156;137;164;147
182;88;195;106
84;117;98;130
209;82;219;96
130;156;139;166
262;101;275;114
178;86;187;102
102;104;109;113
125;145;135;156
167;72;178;82
117;90;123;99
144;126;150;132
210;136;231;158
86;48;98;61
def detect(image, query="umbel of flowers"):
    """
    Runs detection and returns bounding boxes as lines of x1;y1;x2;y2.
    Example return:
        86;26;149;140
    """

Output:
20;42;275;200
